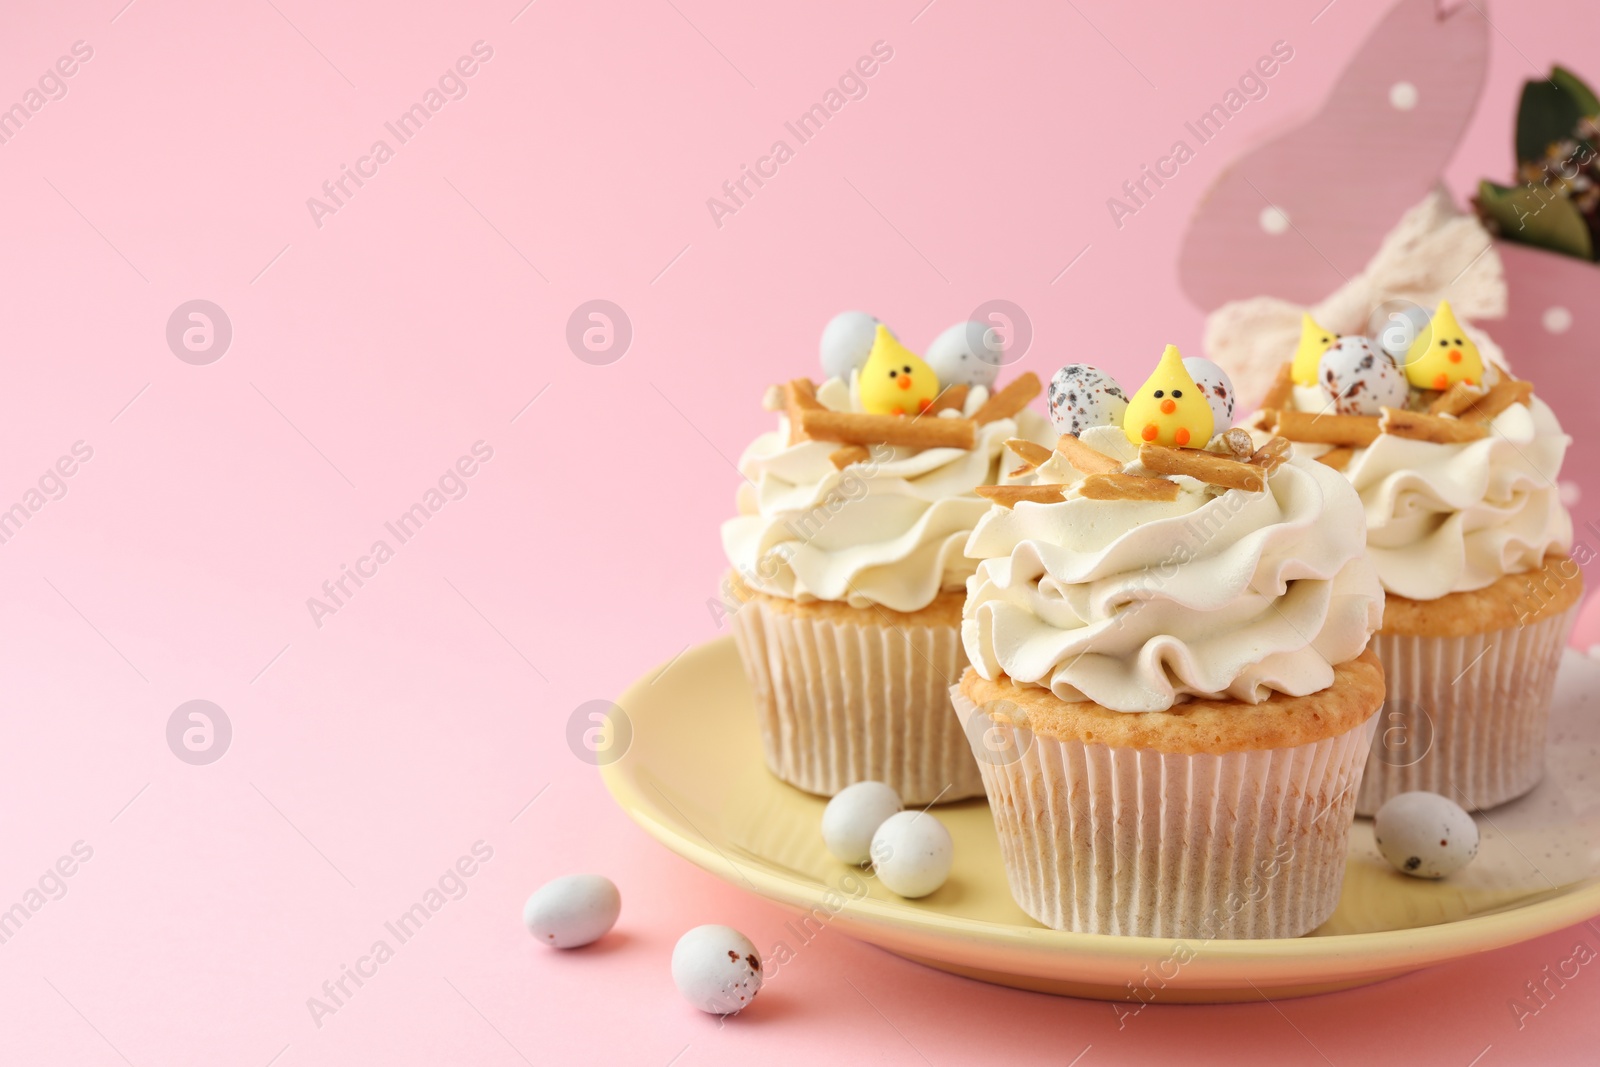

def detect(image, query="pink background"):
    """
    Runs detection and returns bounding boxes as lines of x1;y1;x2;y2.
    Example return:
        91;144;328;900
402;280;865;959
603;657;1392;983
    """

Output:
1;0;1596;1064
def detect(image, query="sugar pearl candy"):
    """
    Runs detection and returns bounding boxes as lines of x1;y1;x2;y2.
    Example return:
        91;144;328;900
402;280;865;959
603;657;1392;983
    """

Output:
672;925;764;1014
924;321;1002;389
1319;336;1408;417
870;810;953;898
523;874;621;948
822;781;903;865
1182;356;1236;430
1373;792;1479;879
820;311;881;381
1047;364;1129;437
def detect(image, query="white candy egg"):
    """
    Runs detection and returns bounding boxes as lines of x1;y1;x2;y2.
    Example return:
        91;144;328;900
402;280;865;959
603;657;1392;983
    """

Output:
1182;356;1236;429
1319;336;1409;416
523;874;621;948
822;781;903;866
869;810;953;898
1047;364;1129;437
1373;791;1479;879
671;925;764;1015
924;321;1002;389
1372;303;1433;363
820;311;880;381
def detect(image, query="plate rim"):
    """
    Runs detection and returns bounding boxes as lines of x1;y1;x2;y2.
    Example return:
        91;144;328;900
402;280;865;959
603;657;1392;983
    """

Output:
604;637;1600;979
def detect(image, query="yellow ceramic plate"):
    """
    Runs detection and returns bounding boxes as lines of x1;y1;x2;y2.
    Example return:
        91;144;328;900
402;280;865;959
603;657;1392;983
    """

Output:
602;637;1600;1003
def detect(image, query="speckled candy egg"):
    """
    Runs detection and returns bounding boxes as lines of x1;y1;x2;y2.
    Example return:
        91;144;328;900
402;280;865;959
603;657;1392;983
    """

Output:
924;321;1001;389
1373;792;1479;879
1182;356;1236;430
820;311;880;381
1047;364;1129;437
822;780;902;866
671;925;763;1014
1319;336;1409;416
523;874;621;948
869;810;953;898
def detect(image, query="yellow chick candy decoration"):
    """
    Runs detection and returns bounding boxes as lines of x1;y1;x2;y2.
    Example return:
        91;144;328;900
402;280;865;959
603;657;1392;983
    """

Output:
857;324;941;416
1290;313;1340;386
1123;344;1214;448
1403;300;1485;391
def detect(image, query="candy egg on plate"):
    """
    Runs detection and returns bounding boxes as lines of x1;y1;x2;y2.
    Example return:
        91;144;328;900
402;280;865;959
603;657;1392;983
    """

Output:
923;321;1002;389
870;810;953;898
671;925;764;1014
1047;363;1129;437
1182;356;1236;430
1319;336;1408;416
523;874;621;948
822;781;902;866
1373;791;1479;879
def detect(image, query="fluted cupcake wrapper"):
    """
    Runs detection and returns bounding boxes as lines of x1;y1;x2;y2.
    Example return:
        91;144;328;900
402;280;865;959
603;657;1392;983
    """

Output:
729;596;983;805
1357;603;1578;815
952;686;1377;939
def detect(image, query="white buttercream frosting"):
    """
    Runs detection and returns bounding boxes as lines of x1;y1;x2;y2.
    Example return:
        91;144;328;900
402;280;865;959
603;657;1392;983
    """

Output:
722;377;1053;612
961;426;1384;712
1272;357;1572;601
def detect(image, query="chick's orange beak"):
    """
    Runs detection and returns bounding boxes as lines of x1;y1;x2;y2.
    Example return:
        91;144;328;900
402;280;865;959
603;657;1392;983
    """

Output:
1160;399;1176;414
1448;350;1462;363
897;375;913;390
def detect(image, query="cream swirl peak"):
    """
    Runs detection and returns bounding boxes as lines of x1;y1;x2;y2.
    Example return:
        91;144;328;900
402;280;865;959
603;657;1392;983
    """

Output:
723;376;1053;612
962;426;1384;712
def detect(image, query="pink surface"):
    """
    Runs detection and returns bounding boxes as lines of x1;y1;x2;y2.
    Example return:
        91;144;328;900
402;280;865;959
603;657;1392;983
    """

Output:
1;1;1595;1064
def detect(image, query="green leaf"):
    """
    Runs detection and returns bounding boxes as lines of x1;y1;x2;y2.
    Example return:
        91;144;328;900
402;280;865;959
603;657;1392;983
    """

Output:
1516;79;1582;163
1477;180;1595;260
1551;66;1600;118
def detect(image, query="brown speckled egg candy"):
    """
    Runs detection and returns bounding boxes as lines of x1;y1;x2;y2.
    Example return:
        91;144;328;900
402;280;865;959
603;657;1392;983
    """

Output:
1048;364;1128;436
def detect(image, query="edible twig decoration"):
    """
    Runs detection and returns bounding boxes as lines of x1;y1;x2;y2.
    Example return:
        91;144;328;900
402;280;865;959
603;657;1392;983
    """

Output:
1259;362;1295;414
1380;407;1489;443
829;445;872;470
1315;446;1354;471
1247;434;1290;474
1005;438;1054;476
926;383;971;416
1271;409;1382;447
1140;445;1265;492
1054;434;1123;476
1077;472;1183;502
974;483;1068;508
1458;379;1534;423
973;372;1042;425
1427;381;1486;417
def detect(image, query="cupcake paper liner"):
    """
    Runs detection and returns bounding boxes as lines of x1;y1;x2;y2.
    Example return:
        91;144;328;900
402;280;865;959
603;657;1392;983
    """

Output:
952;685;1377;939
730;593;982;804
1357;603;1578;815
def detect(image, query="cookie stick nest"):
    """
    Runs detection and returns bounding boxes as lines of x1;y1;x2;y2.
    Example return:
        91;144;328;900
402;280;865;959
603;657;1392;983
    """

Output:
783;380;978;449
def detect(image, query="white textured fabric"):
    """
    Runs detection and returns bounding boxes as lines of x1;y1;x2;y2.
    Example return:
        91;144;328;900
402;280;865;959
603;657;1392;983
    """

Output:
1204;190;1508;409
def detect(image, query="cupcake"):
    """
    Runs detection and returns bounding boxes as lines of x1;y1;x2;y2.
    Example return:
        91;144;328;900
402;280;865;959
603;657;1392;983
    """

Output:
1252;301;1580;813
722;314;1053;804
954;345;1386;938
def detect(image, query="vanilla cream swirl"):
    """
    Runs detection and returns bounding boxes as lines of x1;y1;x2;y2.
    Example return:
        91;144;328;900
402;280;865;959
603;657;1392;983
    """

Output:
1281;375;1571;601
723;377;1054;612
962;427;1384;712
